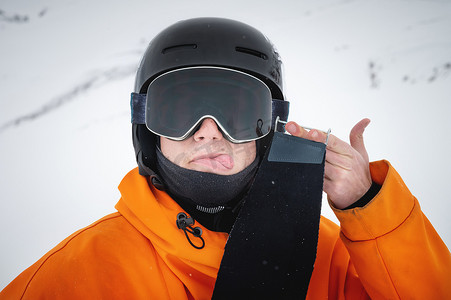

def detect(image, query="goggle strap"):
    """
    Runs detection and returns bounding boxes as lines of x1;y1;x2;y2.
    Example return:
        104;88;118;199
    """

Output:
272;99;289;131
130;92;290;129
130;93;147;124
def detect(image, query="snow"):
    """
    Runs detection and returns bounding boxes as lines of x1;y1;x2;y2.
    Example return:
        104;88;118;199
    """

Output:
1;0;450;289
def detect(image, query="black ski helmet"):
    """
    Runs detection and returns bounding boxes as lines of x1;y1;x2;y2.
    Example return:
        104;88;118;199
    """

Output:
132;17;287;176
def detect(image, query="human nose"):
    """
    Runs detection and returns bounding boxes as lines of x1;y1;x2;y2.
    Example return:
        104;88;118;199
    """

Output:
193;118;223;142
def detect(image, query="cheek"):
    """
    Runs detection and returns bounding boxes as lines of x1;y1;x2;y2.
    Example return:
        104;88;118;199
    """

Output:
160;138;187;165
246;142;257;163
234;141;256;167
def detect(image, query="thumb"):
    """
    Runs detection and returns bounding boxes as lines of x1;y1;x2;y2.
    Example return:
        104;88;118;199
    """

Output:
349;118;371;161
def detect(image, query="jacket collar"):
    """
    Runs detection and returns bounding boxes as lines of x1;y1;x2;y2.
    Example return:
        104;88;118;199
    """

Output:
115;168;228;278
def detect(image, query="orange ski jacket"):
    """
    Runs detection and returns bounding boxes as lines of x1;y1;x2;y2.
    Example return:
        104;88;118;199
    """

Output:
1;160;450;299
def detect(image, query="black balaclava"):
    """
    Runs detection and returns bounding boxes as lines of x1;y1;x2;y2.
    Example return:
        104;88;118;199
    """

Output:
151;132;271;232
155;147;259;230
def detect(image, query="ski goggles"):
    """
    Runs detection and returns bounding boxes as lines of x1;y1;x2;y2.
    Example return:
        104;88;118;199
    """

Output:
131;66;289;143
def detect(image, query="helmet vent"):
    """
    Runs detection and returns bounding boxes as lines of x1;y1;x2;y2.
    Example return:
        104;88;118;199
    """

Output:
162;44;197;54
235;47;268;60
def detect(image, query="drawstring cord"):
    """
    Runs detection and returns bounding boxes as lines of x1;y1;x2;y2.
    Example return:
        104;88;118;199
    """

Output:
176;212;205;249
148;173;205;249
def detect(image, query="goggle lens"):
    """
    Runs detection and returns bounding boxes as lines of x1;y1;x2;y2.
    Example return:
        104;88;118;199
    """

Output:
145;67;273;143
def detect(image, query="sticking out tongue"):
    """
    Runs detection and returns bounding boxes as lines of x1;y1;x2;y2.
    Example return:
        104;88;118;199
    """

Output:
213;154;234;169
194;154;234;171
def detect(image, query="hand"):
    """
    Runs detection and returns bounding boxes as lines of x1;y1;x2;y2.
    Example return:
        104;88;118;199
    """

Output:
285;119;372;209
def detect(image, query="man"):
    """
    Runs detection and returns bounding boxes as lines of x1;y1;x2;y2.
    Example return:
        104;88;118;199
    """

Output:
1;17;450;299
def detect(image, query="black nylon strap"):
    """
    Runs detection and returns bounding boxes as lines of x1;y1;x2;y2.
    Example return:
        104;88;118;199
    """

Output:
272;99;290;130
212;132;325;299
268;132;326;164
130;93;146;124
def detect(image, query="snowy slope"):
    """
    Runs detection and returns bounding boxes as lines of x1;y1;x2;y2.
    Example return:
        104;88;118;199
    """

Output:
1;0;450;289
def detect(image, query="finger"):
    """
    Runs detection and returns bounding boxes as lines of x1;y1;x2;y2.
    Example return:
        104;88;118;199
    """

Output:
306;129;327;143
285;121;331;144
349;118;370;161
325;133;353;156
325;149;352;171
285;121;309;139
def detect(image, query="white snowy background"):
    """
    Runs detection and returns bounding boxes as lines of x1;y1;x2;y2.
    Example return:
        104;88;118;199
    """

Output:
1;0;450;289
